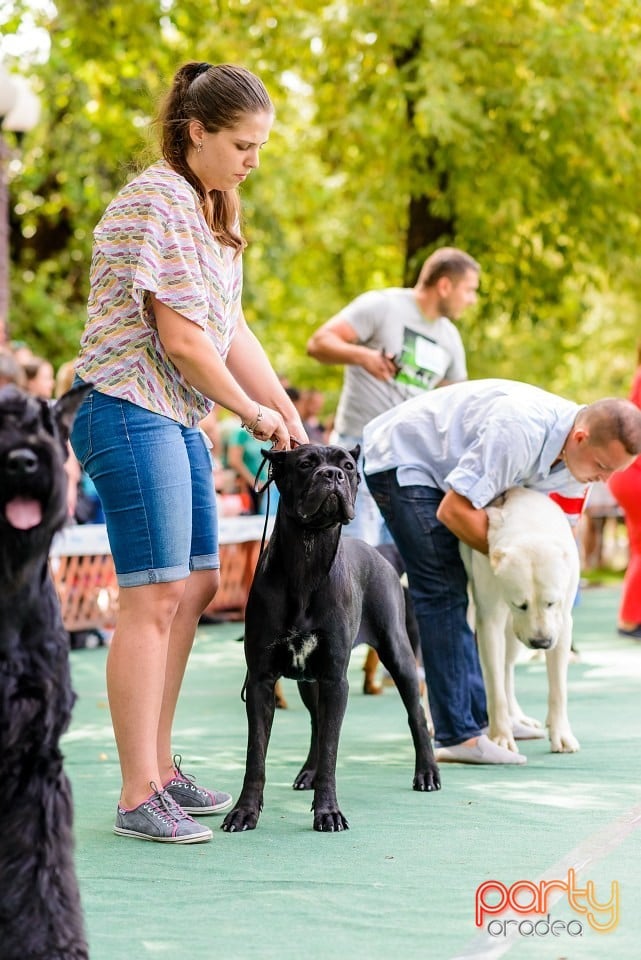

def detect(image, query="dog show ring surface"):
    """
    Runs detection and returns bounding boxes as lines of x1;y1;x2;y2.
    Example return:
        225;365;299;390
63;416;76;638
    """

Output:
49;514;272;632
64;584;641;960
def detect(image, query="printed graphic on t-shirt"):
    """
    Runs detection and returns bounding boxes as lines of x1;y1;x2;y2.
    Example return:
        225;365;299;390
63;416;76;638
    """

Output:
395;328;451;390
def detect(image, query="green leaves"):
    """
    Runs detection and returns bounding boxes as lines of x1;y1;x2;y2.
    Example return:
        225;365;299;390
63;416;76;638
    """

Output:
4;0;641;402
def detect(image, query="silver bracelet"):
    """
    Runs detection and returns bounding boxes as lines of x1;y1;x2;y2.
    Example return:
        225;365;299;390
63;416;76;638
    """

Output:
241;403;263;434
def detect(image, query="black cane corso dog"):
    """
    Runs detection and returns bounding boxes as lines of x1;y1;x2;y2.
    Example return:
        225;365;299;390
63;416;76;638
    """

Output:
222;443;440;833
0;383;91;960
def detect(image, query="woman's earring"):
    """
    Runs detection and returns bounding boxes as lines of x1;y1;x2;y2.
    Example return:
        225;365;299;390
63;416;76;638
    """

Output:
197;142;203;153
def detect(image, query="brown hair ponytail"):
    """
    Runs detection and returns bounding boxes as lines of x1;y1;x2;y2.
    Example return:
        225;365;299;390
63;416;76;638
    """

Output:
158;62;273;254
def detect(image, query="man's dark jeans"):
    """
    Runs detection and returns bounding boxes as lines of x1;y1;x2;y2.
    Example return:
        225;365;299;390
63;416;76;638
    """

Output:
365;469;487;746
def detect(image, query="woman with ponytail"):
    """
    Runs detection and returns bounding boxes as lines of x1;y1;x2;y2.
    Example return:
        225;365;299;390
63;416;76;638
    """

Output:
70;62;306;843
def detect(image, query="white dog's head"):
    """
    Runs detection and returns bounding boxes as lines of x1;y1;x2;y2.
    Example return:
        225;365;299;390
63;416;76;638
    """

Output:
489;539;577;650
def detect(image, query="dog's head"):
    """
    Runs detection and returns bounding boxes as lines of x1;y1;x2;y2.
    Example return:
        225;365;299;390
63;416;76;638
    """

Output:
489;541;577;651
263;443;360;529
486;487;580;651
0;383;91;544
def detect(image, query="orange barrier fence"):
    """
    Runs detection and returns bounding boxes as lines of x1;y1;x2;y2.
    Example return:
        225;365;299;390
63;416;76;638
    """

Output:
49;516;271;633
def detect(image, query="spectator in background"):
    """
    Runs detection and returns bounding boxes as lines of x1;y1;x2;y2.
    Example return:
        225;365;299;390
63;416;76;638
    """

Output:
285;385;328;444
225;417;270;514
55;360;105;525
23;355;55;399
579;481;622;572
54;359;77;398
608;340;641;639
306;247;480;544
208;412;257;513
10;341;34;365
0;348;26;388
199;408;221;456
299;387;328;443
285;385;302;416
54;360;81;521
307;248;480;694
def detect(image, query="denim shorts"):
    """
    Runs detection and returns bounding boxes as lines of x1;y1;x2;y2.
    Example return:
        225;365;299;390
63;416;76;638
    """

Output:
69;384;219;587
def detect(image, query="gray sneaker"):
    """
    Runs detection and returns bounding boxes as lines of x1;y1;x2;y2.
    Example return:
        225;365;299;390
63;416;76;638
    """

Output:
163;754;233;816
114;783;213;843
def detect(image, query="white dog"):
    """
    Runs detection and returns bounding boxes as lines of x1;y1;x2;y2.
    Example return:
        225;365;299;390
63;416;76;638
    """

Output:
460;487;580;756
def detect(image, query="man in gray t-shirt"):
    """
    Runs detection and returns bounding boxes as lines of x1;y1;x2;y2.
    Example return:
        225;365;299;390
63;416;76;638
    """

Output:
307;247;480;544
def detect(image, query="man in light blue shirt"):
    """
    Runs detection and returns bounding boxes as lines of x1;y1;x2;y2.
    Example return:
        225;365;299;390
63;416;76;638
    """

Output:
363;379;641;764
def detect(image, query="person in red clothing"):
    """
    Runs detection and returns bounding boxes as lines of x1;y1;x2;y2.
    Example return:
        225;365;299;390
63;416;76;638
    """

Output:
608;338;641;638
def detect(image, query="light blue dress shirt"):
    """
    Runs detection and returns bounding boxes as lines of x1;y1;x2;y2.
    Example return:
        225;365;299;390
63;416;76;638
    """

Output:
362;379;587;509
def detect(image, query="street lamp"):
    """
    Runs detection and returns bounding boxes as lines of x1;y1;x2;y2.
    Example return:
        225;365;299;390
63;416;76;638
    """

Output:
0;65;40;332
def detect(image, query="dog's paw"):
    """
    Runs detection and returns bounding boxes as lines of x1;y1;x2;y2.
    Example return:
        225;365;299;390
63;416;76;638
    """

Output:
293;769;315;790
220;807;260;832
549;730;580;753
512;713;543;731
488;733;518;753
413;766;441;792
313;810;349;832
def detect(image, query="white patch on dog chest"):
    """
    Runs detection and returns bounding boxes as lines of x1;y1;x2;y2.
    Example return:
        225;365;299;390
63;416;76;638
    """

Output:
287;633;319;671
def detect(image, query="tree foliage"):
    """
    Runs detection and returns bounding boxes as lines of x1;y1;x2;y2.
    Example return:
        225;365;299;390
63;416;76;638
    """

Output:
2;0;641;409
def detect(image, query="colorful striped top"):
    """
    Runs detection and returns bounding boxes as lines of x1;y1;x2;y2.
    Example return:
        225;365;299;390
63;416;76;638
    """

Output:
75;160;242;426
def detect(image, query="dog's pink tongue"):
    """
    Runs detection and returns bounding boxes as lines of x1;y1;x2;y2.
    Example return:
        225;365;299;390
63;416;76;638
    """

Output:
5;497;43;530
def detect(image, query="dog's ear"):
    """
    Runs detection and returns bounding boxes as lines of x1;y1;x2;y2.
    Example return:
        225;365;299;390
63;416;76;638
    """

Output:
261;448;288;481
489;546;509;574
347;445;361;487
261;448;287;464
52;382;93;443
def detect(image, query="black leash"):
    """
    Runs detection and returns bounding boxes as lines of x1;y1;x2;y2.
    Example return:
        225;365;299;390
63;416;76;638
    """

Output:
239;454;273;703
252;454;273;558
240;437;304;703
251;434;302;557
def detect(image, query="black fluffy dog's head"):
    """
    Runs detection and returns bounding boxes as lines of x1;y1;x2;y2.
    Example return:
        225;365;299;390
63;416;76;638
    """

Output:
264;443;361;529
0;383;91;557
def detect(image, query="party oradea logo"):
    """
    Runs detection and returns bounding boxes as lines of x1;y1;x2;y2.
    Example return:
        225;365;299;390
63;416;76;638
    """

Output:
475;868;619;938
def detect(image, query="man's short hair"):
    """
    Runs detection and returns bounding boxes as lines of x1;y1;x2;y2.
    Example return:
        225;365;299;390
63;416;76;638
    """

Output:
418;247;480;288
579;398;641;455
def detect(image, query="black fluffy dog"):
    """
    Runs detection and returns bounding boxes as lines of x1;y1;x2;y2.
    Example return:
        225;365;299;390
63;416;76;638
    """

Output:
0;383;90;960
222;443;440;833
